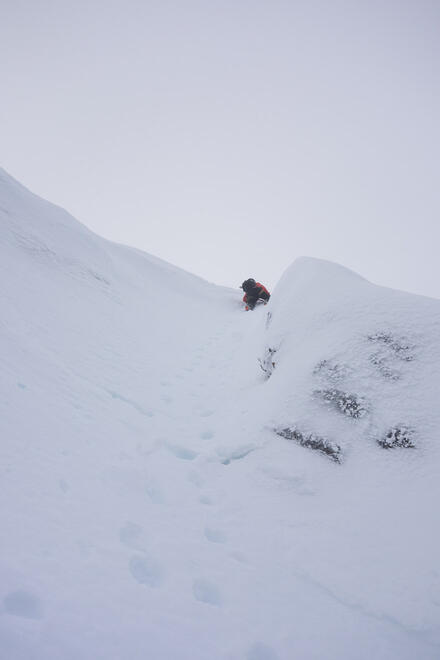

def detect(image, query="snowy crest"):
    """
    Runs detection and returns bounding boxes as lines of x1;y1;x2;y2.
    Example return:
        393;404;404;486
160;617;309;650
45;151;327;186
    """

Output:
262;256;440;462
1;171;440;659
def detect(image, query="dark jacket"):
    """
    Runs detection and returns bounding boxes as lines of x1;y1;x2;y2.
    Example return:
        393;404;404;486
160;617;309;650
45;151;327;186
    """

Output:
242;280;270;310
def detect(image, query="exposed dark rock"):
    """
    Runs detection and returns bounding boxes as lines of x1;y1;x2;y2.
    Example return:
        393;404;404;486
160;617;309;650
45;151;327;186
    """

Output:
258;347;277;378
368;332;415;362
276;426;342;462
314;388;368;419
378;426;415;449
313;359;349;383
369;352;400;380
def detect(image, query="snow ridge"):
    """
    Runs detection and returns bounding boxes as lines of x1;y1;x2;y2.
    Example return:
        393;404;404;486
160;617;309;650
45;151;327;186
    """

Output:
1;169;440;660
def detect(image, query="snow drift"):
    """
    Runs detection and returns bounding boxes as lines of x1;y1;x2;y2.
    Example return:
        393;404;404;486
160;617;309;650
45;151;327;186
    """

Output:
262;257;440;461
1;167;440;660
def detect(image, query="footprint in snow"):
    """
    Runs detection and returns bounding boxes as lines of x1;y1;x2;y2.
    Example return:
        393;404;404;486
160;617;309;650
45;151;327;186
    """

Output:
167;444;198;461
200;430;214;440
247;642;279;660
145;480;165;504
3;590;43;620
187;470;204;488
129;555;165;588
220;445;258;465
119;521;144;549
198;409;214;418
204;527;227;544
230;550;249;564
192;578;222;606
58;478;69;493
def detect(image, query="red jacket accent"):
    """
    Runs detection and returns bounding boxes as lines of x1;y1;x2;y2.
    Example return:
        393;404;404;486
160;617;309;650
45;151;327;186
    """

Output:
256;282;270;296
243;283;269;301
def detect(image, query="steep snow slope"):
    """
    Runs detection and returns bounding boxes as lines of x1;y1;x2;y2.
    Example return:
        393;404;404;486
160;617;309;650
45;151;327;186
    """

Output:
1;168;440;660
257;257;440;649
264;257;440;458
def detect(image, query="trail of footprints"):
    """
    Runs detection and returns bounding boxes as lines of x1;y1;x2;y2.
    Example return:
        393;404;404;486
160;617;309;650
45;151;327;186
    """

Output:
2;572;279;659
157;334;221;458
128;327;261;622
120;514;238;607
3;328;279;660
119;509;279;658
116;332;239;612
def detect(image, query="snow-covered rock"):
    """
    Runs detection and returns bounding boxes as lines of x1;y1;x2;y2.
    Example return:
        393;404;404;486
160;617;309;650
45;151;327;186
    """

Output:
262;257;440;462
1;168;440;659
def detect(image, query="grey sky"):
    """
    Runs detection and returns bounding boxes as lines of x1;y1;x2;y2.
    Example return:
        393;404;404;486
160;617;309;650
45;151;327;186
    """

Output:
2;0;439;297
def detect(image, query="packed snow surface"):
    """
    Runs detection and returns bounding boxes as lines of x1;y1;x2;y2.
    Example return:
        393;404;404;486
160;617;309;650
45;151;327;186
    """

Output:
1;167;440;659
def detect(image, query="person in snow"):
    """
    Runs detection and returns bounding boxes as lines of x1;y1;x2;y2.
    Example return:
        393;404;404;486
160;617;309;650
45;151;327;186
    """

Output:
240;278;271;311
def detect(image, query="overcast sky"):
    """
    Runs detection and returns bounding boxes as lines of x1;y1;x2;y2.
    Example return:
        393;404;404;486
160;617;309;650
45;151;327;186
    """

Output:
2;0;439;298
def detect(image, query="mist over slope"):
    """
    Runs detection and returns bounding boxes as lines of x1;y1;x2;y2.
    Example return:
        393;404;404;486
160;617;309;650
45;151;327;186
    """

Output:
1;168;439;660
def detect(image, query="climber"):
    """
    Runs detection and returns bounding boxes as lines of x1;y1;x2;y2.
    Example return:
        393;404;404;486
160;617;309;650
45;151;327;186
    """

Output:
240;278;271;311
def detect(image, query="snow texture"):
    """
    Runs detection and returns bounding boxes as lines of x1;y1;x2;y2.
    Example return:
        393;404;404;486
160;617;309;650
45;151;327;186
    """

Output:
1;167;440;659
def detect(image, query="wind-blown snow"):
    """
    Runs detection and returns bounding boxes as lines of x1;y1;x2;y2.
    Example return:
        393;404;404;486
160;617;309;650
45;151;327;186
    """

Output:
1;167;439;659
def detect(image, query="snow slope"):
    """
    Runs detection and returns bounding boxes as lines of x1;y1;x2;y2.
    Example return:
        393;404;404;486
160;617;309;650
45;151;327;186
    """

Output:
1;168;440;660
